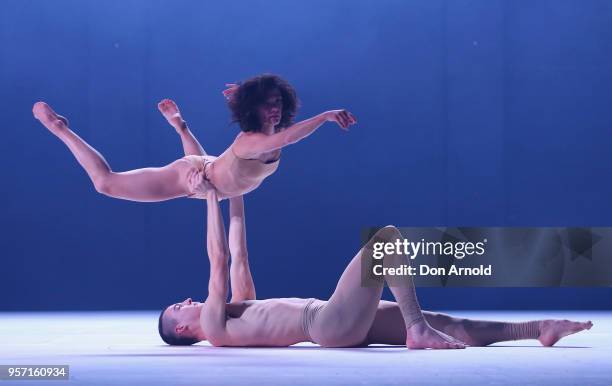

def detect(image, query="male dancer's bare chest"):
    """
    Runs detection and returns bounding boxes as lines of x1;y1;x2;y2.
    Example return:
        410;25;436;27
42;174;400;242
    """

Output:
225;299;311;345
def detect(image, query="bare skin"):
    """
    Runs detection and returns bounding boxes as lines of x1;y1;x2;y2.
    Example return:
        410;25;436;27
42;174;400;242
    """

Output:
538;319;593;347
369;301;593;348
158;98;206;156
33;82;356;201
160;121;593;349
33;101;196;202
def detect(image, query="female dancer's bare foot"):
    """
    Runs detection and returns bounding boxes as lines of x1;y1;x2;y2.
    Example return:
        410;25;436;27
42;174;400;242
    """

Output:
32;102;69;136
538;319;593;347
157;99;186;133
406;319;467;349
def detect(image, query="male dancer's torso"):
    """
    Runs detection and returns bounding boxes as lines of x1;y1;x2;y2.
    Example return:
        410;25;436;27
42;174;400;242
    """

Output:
208;298;315;347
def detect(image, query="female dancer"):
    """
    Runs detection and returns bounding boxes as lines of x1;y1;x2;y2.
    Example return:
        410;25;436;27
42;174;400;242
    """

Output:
32;74;357;201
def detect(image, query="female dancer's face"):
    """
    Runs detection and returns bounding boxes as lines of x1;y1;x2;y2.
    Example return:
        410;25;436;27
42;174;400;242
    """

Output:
257;88;283;129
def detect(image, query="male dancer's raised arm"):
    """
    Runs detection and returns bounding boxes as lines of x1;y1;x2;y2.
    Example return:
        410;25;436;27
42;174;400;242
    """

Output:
201;187;231;346
228;195;256;302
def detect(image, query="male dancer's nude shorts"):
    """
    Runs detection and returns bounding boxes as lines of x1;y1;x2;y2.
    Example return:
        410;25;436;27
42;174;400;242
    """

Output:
302;298;372;347
182;155;217;199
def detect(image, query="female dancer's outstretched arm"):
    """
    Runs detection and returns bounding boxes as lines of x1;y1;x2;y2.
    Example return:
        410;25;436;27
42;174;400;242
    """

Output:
232;109;357;159
33;101;194;202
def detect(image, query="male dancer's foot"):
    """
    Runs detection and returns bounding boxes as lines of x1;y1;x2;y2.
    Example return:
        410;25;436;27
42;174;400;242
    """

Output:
538;319;593;347
157;98;187;133
32;102;69;136
406;319;467;349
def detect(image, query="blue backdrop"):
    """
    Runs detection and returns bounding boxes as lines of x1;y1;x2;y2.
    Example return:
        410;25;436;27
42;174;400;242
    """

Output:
1;0;611;311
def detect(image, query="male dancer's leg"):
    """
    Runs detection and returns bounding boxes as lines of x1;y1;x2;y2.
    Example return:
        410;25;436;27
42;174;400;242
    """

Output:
34;102;195;202
307;226;466;349
366;302;592;347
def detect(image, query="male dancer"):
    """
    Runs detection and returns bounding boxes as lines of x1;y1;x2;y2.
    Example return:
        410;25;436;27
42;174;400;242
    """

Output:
158;186;592;349
157;100;592;349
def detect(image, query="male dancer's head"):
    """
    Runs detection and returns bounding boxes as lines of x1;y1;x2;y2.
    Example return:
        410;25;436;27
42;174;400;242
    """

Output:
158;298;205;346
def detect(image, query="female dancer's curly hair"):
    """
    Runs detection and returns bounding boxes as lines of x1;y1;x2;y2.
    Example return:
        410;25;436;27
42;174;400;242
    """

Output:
228;73;300;133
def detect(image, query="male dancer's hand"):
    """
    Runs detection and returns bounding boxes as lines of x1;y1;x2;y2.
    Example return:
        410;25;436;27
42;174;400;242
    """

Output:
324;109;357;131
187;169;222;200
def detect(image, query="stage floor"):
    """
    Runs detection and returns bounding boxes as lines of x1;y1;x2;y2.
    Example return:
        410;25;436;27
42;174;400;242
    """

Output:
1;310;610;385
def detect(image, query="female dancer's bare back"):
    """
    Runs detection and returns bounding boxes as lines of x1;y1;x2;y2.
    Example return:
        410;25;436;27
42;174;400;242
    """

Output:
32;80;357;202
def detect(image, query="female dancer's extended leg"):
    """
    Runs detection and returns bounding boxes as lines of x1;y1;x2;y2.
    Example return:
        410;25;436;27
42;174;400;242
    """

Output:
33;102;195;202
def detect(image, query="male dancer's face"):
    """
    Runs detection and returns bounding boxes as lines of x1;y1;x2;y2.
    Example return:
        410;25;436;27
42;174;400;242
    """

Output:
163;298;203;334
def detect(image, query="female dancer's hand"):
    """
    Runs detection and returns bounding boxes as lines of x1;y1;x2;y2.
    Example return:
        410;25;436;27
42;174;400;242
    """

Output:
324;109;357;131
222;83;240;101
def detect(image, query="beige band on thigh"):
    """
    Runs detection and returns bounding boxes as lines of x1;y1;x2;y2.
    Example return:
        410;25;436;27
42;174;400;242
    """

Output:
302;298;325;343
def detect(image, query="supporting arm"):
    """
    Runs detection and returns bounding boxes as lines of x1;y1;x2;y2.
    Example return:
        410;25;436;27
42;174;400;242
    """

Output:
228;195;256;302
201;188;230;346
